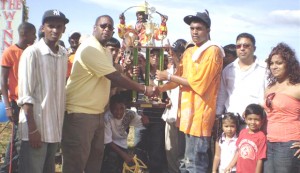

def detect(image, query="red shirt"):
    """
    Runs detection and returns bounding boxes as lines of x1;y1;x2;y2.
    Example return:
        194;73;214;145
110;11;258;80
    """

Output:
236;129;267;173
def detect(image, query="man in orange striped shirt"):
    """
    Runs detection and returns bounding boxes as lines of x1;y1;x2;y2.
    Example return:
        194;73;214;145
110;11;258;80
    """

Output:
156;10;224;172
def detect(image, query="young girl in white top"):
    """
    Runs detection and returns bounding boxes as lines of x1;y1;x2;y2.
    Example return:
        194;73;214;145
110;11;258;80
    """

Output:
212;113;241;173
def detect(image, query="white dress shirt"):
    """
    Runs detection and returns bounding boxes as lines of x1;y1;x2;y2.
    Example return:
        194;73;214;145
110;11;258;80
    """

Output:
216;58;267;116
18;38;68;142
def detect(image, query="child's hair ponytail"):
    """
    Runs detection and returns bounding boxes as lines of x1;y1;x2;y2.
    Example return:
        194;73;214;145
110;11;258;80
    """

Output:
216;112;241;144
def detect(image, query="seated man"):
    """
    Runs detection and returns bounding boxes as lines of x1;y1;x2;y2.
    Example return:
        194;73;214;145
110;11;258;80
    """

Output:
100;94;146;173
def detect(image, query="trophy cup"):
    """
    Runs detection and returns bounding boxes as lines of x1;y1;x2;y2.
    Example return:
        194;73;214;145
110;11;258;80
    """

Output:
119;1;169;108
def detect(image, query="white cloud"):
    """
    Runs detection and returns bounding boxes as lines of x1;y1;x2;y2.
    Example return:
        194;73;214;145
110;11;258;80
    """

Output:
269;10;300;26
229;9;300;27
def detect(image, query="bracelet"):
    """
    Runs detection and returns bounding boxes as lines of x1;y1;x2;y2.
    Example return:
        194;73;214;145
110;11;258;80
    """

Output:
143;85;147;95
5;107;12;110
167;73;172;81
28;129;38;135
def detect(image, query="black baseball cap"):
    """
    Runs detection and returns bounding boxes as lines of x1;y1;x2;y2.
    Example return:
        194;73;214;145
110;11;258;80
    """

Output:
42;9;69;24
171;39;187;53
184;10;211;28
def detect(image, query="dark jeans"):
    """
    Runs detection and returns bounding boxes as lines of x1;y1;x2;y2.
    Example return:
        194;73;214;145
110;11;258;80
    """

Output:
179;135;210;173
263;141;300;173
100;145;127;173
0;100;20;173
135;122;166;173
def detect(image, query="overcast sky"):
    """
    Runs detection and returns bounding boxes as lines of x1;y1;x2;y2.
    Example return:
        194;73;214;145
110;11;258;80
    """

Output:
26;0;300;60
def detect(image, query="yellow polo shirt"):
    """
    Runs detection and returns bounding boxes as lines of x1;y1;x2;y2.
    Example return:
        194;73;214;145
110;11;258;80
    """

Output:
66;36;116;114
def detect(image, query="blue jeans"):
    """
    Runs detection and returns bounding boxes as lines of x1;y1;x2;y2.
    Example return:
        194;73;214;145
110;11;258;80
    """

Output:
263;141;300;173
179;135;210;173
19;141;58;173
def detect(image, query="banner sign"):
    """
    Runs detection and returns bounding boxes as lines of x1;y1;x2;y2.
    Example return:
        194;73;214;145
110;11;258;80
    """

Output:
0;0;23;58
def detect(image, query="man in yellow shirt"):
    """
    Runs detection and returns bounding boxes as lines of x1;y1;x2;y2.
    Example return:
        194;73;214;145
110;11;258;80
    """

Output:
156;10;224;172
62;15;155;173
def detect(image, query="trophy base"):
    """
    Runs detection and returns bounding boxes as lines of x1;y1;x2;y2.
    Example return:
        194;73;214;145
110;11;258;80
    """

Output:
130;95;166;108
129;100;166;108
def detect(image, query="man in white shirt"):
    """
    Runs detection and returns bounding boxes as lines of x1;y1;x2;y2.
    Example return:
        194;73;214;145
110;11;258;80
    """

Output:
216;33;267;117
17;9;69;173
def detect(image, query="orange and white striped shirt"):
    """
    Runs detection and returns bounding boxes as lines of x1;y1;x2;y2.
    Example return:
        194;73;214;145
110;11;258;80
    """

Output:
176;44;223;137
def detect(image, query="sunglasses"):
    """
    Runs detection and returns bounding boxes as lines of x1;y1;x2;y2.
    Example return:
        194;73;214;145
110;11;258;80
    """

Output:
98;23;114;31
236;44;251;49
266;92;275;109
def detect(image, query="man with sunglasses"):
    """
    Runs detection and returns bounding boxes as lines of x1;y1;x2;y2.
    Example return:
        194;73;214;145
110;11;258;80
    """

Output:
216;33;267;119
62;15;155;173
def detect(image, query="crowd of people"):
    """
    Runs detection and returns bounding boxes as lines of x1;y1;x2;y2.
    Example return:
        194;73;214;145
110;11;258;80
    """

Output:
0;7;299;173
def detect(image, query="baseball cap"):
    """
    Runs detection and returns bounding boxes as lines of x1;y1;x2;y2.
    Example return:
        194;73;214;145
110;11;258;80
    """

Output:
42;9;69;24
183;10;211;28
171;39;187;53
